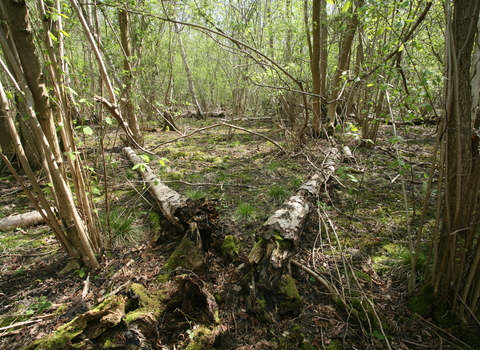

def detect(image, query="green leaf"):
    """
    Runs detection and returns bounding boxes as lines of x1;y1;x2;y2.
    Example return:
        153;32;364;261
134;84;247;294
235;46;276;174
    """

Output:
132;163;146;172
389;135;404;145
105;117;113;125
326;0;335;4
82;126;93;135
342;0;352;11
139;155;150;163
66;86;78;96
59;29;70;38
376;27;385;36
158;157;169;166
49;32;58;43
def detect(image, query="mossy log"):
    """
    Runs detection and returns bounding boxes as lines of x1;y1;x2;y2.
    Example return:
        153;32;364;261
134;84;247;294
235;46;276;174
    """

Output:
246;166;336;320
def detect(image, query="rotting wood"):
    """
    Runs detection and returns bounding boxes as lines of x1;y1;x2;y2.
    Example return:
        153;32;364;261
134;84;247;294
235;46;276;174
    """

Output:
246;149;338;321
0;207;54;232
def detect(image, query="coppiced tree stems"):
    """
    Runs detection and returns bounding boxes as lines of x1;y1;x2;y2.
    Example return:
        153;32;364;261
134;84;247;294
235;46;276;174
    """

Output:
0;0;101;268
431;0;480;318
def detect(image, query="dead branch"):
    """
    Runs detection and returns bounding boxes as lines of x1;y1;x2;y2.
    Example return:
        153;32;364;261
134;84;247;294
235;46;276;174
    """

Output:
93;95;154;155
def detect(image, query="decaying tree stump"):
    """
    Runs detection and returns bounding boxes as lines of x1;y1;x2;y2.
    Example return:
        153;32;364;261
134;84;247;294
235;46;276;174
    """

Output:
245;149;338;320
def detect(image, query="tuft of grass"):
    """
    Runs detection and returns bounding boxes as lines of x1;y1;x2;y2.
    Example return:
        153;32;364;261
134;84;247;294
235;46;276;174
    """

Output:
229;140;241;147
185;189;209;200
216;171;228;182
268;184;289;205
235;203;258;221
290;176;303;189
101;207;139;246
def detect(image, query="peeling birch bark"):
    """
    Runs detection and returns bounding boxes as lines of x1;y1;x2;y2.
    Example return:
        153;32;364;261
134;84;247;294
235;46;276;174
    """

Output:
246;151;337;320
123;147;187;223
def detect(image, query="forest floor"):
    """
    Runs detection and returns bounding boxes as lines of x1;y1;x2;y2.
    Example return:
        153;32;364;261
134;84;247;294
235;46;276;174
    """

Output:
0;116;477;349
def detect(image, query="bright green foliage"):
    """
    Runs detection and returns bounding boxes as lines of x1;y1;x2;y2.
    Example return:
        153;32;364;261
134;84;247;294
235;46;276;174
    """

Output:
268;184;289;205
235;202;257;221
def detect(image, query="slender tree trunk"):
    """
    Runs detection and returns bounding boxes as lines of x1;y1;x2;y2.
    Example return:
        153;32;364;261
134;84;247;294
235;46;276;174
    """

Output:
326;0;362;135
310;0;322;135
174;23;204;118
1;0;62;163
119;7;144;147
0;0;100;268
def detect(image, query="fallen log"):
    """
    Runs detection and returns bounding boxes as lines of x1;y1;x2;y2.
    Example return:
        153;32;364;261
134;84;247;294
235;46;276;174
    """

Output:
0;207;54;231
123;146;219;255
123;147;187;224
245;149;338;321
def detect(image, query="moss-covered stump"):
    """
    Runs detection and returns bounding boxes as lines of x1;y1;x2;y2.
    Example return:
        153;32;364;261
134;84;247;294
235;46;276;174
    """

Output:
160;274;221;349
23;295;125;350
24;278;221;350
157;235;206;282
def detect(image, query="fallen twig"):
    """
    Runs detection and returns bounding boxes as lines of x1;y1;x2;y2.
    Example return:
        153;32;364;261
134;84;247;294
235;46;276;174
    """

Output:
162;180;254;189
0;319;42;333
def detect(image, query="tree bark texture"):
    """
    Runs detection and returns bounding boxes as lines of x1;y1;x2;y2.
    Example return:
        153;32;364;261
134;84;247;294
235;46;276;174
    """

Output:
0;208;55;232
310;0;327;135
0;0;100;268
119;7;144;147
174;23;204;118
326;0;363;135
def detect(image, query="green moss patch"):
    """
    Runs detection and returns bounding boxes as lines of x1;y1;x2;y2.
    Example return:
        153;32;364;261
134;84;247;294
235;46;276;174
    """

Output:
220;235;241;259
